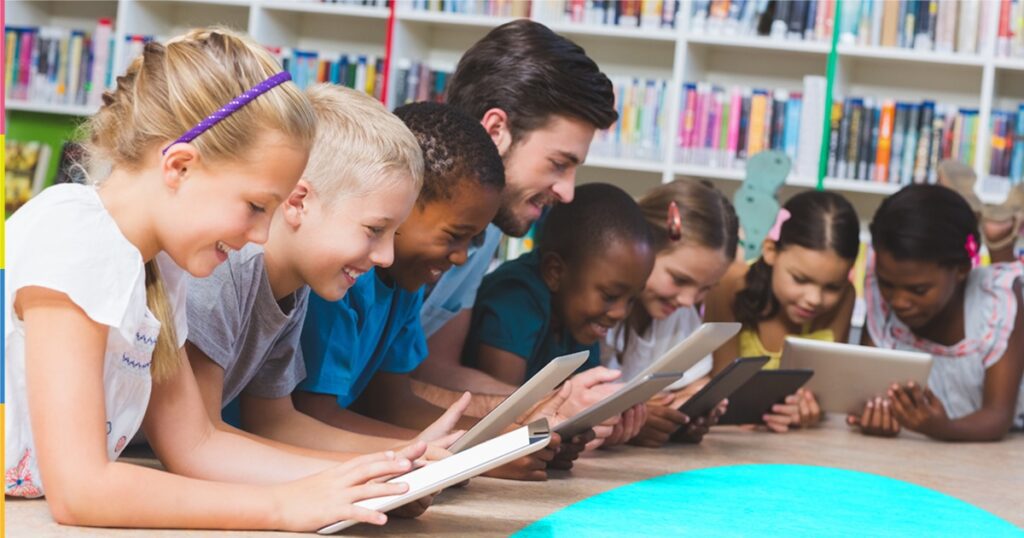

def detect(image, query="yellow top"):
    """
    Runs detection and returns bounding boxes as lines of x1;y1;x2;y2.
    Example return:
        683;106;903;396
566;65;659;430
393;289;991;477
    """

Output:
738;326;835;370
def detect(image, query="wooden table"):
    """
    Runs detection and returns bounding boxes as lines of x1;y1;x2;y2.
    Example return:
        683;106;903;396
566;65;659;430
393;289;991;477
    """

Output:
6;416;1022;536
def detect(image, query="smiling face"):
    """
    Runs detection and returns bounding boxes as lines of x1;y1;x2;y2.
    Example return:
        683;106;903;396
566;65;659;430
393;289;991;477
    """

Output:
640;244;732;320
160;130;308;278
291;175;419;301
873;249;968;330
385;179;502;292
547;238;654;346
764;243;853;327
494;115;595;237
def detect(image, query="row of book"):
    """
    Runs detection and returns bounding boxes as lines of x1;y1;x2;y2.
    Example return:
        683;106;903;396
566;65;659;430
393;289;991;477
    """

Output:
393;60;452;106
825;99;981;185
996;0;1024;57
270;47;386;99
312;0;389;6
674;82;810;172
404;0;530;17
5;139;85;215
532;1;681;29
690;0;835;41
5;20;114;107
592;77;670;161
836;0;988;54
988;105;1024;184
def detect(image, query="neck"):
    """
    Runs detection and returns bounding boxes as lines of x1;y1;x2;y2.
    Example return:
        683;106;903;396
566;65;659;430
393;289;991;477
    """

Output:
629;303;653;336
914;283;967;345
262;215;304;301
96;168;162;263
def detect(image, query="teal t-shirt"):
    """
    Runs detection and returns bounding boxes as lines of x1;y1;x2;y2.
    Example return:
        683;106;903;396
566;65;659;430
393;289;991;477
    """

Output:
463;250;599;383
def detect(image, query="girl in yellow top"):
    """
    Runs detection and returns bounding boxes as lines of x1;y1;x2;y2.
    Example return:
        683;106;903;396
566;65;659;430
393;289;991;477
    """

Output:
706;190;861;432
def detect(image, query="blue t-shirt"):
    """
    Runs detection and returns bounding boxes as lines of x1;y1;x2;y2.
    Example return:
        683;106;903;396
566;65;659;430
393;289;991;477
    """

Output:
463;250;599;384
299;269;427;408
420;223;502;337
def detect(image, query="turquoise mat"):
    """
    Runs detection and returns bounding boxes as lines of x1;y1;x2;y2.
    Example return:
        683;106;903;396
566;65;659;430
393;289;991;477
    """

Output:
515;464;1021;537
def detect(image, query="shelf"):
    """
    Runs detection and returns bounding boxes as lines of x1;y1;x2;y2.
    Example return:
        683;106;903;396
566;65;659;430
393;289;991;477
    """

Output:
546;21;677;42
174;0;252;6
5;100;98;116
789;177;900;195
673;163;745;181
992;57;1024;72
261;0;388;19
687;33;830;55
585;155;665;173
837;44;986;68
398;10;515;28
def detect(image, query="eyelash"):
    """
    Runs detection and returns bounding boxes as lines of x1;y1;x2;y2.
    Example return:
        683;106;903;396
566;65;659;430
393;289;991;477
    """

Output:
552;161;569;173
366;226;384;237
249;202;266;214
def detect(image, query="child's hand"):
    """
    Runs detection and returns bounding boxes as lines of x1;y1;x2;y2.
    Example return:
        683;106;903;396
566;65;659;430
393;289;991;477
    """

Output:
631;394;687;448
562;367;623;417
549;429;595;470
388;495;433;519
274;446;424;531
847;396;901;437
888;381;948;437
763;388;822;432
673;398;728;444
416;391;471;446
602;403;647;447
483;432;560;481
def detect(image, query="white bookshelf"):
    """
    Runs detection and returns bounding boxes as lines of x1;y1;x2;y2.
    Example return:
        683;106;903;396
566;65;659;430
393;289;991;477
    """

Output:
6;0;1022;212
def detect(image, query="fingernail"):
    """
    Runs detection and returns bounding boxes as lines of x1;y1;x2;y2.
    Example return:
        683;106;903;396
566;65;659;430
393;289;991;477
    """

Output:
385;451;395;459
867;401;874;408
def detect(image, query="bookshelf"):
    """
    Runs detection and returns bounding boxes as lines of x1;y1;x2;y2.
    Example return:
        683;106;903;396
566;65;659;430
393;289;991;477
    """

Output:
6;0;1023;216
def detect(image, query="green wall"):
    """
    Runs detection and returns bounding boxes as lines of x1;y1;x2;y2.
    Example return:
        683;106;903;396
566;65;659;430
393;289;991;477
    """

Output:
6;110;85;188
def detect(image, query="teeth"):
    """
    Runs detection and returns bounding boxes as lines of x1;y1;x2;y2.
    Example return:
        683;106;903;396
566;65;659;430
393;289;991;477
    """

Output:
342;268;364;281
430;269;442;278
216;241;233;254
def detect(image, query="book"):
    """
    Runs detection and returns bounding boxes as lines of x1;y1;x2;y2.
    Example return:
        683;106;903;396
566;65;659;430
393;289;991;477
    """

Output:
5;139;52;214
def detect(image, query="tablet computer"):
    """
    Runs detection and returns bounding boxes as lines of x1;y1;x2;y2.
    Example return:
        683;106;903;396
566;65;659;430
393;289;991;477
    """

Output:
553;372;683;439
780;337;933;414
676;356;770;421
717;369;814;425
317;419;552;534
448;351;589;453
629;322;742;383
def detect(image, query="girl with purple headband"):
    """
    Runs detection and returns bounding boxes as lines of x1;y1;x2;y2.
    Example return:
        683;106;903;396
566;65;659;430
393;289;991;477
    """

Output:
5;28;423;531
852;184;1024;442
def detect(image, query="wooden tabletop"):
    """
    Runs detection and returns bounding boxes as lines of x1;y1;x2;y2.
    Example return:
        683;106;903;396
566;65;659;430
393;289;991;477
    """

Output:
6;416;1022;536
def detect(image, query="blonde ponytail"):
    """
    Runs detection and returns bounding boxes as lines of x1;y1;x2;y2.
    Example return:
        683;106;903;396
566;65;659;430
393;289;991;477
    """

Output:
144;261;180;381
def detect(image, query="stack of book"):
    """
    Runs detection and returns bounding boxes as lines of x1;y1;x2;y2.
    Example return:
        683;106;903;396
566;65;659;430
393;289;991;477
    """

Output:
268;47;386;99
405;0;529;17
989;104;1024;185
996;0;1024;57
824;98;979;185
533;0;680;29
592;77;670;162
675;82;808;171
5;139;52;215
690;0;834;41
313;0;390;7
393;60;452;105
5;19;115;108
837;0;987;54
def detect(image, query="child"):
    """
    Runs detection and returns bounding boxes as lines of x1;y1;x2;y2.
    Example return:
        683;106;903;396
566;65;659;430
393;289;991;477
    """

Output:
705;190;861;432
5;29;421;531
850;184;1024;441
184;85;464;465
600;179;739;447
465;183;656;445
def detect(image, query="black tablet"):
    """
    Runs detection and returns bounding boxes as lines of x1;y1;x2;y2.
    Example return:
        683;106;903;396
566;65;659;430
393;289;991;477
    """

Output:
676;356;770;423
717;369;815;425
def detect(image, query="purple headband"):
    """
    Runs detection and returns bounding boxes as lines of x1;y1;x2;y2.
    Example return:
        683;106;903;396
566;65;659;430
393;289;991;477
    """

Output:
161;71;292;155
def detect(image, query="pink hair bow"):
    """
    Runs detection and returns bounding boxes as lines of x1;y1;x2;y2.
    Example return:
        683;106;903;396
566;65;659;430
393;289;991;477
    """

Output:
767;209;791;242
965;234;980;268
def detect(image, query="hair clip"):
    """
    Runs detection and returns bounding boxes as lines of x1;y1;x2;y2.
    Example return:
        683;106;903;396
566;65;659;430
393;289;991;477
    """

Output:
965;234;980;268
667;200;683;241
767;208;791;242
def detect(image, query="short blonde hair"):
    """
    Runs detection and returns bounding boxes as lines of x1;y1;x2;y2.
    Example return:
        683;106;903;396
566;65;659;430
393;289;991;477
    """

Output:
304;84;424;205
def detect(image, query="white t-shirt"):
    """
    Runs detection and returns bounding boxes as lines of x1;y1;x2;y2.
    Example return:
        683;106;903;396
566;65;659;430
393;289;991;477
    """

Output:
4;184;188;498
600;306;712;391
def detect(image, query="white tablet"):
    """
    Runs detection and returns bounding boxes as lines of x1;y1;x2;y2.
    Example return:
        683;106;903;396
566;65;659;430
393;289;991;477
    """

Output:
629;322;742;384
448;351;589;453
780;337;933;414
553;372;683;439
317;419;552;534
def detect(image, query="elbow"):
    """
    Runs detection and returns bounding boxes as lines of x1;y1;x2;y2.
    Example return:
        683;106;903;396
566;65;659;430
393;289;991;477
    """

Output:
46;481;105;527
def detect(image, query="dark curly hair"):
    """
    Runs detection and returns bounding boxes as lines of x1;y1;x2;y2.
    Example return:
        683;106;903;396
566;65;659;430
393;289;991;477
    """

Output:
446;19;618;143
870;184;979;268
734;190;860;327
537;183;653;266
394;102;505;203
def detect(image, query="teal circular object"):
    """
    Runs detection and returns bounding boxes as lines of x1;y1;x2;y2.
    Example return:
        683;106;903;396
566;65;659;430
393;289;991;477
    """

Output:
515;464;1021;537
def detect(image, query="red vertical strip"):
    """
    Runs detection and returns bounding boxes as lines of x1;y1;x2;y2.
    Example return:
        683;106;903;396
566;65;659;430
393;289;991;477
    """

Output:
381;0;397;108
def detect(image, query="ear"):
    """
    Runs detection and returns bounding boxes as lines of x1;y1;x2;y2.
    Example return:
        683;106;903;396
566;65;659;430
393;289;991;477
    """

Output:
160;143;200;191
281;179;314;228
761;238;778;266
480;108;513;156
954;262;971;283
540;252;566;293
